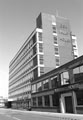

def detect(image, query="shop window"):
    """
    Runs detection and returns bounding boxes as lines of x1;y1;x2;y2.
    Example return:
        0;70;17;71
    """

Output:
61;71;70;85
51;76;58;88
38;96;42;106
43;79;49;90
32;97;36;106
37;82;42;92
44;95;50;106
76;90;83;105
52;94;59;106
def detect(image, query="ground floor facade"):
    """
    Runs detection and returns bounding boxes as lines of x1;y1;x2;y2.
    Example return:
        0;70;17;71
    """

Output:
31;55;83;114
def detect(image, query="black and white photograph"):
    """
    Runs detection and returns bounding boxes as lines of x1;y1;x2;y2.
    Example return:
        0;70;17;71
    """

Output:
0;0;83;119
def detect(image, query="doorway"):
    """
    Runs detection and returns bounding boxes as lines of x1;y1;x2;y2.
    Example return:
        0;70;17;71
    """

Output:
61;93;74;113
65;96;73;113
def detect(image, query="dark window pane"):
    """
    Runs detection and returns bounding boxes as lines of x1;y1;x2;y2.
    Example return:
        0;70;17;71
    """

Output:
76;90;83;105
43;79;49;90
51;76;58;88
32;97;36;106
52;94;59;106
44;95;50;106
38;96;42;106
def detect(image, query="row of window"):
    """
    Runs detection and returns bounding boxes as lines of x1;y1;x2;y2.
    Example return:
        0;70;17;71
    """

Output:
52;25;60;67
10;44;36;78
32;75;58;93
9;84;31;98
10;59;34;83
32;71;70;93
10;34;36;73
32;94;59;107
9;69;33;87
9;91;31;100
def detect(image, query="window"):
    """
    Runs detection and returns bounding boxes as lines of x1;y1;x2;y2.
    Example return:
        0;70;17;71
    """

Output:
38;96;42;106
32;97;36;106
54;36;57;44
33;68;38;79
55;46;59;55
73;67;80;74
52;94;59;106
40;67;44;75
38;32;42;41
44;95;50;106
37;82;42;92
74;49;78;55
43;79;49;90
52;25;56;33
51;76;58;88
76;90;83;105
61;71;70;85
39;55;44;64
32;84;36;93
73;65;83;82
39;43;43;52
55;57;60;66
33;45;37;55
33;56;37;66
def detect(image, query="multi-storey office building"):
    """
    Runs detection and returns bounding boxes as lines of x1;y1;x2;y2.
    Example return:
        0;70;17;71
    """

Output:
31;55;83;114
9;12;78;108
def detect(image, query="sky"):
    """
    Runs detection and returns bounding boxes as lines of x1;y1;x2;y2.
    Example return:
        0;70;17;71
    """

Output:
0;0;82;98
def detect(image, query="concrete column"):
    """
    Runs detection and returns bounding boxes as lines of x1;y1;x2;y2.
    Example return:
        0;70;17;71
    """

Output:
42;96;45;107
60;95;65;113
49;78;52;89
72;91;77;114
36;97;38;107
49;94;53;107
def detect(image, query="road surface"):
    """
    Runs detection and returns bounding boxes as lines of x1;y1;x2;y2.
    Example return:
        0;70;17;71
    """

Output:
0;108;59;120
0;108;83;120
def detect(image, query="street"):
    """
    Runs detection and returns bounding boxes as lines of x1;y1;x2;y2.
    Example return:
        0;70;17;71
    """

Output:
0;108;59;120
0;108;83;120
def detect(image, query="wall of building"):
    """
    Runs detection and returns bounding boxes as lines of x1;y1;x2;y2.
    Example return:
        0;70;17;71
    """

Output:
56;17;73;65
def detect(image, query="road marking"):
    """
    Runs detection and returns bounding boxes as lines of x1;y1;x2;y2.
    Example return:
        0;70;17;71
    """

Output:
13;117;21;120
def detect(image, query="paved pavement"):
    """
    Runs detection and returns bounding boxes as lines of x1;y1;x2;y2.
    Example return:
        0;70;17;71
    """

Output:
0;108;83;120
